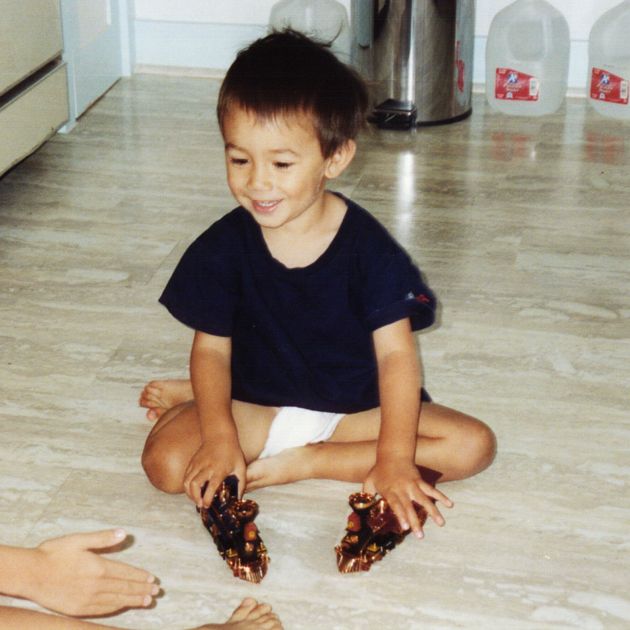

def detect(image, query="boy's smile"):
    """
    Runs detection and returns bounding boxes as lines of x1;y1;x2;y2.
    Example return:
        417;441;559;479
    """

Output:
222;107;352;236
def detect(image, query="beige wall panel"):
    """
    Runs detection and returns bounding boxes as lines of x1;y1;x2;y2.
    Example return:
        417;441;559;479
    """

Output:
0;65;68;176
0;0;63;95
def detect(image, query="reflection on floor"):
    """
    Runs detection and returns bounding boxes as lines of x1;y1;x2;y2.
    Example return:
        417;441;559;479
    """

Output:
0;76;628;629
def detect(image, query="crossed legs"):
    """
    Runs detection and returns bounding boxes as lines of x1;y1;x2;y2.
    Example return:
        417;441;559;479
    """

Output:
140;381;496;495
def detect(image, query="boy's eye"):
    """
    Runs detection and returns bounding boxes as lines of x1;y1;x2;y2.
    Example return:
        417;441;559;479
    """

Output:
229;157;248;166
274;161;293;169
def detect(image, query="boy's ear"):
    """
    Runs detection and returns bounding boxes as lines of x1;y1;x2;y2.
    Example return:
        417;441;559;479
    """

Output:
324;140;357;179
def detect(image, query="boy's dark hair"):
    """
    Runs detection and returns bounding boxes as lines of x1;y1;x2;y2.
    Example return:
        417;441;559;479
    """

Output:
217;30;368;157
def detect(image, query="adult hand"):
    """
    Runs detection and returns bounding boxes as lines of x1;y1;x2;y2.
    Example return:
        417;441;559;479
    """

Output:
363;459;453;539
27;529;158;616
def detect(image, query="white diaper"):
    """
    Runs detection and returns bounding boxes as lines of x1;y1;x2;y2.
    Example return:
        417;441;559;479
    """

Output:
258;407;345;459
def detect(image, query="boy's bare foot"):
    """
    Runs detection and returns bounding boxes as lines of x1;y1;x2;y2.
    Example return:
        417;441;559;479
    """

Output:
138;379;193;421
246;446;314;491
195;597;283;629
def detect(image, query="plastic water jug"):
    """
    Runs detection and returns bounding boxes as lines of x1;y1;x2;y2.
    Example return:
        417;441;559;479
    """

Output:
485;0;570;116
588;0;630;120
269;0;352;62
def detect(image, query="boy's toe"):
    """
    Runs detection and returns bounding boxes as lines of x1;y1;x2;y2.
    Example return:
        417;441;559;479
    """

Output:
228;598;259;621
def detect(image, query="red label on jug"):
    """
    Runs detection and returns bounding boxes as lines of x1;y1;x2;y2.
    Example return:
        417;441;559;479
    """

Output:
590;68;629;105
495;68;539;101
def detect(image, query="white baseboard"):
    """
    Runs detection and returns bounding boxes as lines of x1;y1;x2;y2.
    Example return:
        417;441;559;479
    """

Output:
134;64;226;79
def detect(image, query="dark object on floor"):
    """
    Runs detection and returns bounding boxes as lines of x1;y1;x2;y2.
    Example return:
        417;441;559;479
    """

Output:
198;475;269;583
335;491;427;573
370;99;418;130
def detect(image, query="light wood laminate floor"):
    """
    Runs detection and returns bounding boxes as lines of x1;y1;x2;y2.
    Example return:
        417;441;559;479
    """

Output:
0;76;628;629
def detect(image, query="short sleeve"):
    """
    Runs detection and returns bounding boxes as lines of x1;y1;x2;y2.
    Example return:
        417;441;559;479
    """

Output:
351;210;436;332
159;225;240;336
362;248;436;331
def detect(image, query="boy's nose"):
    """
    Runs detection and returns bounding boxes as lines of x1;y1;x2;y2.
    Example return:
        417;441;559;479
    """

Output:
247;165;272;191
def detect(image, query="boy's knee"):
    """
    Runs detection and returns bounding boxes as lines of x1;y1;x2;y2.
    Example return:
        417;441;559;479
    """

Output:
141;440;185;494
466;420;497;472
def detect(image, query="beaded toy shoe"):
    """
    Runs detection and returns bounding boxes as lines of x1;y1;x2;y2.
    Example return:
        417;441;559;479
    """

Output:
335;491;427;573
198;475;269;583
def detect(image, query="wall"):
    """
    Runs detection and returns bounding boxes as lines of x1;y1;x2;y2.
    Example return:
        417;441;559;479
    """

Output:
134;0;622;89
133;0;351;73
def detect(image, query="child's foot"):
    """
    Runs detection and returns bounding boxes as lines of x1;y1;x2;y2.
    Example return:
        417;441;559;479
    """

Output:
223;598;282;628
138;379;193;421
246;446;314;491
193;597;283;629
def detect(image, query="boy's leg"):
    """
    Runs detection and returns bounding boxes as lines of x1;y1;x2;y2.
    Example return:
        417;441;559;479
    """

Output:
141;400;278;494
246;403;496;490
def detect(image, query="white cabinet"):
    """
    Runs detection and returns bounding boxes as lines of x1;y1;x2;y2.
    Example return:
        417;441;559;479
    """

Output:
0;0;69;177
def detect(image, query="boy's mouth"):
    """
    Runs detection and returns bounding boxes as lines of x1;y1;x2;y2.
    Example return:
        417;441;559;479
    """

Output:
252;199;281;214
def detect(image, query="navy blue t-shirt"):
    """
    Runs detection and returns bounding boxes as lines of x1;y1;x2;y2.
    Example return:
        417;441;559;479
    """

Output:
159;196;436;413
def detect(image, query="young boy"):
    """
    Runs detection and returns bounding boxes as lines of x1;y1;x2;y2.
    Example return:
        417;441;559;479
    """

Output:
141;30;496;539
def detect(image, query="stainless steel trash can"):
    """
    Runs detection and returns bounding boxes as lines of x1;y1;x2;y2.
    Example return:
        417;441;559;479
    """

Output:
351;0;475;128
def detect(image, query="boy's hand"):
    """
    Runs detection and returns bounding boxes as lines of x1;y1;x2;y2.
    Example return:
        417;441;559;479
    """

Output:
28;529;158;616
363;459;453;539
184;439;246;507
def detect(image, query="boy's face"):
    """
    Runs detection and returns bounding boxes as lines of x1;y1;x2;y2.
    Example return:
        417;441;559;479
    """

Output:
222;106;347;232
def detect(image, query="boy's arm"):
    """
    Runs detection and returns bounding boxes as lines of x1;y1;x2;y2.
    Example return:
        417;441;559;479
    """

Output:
366;318;452;538
184;330;246;507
